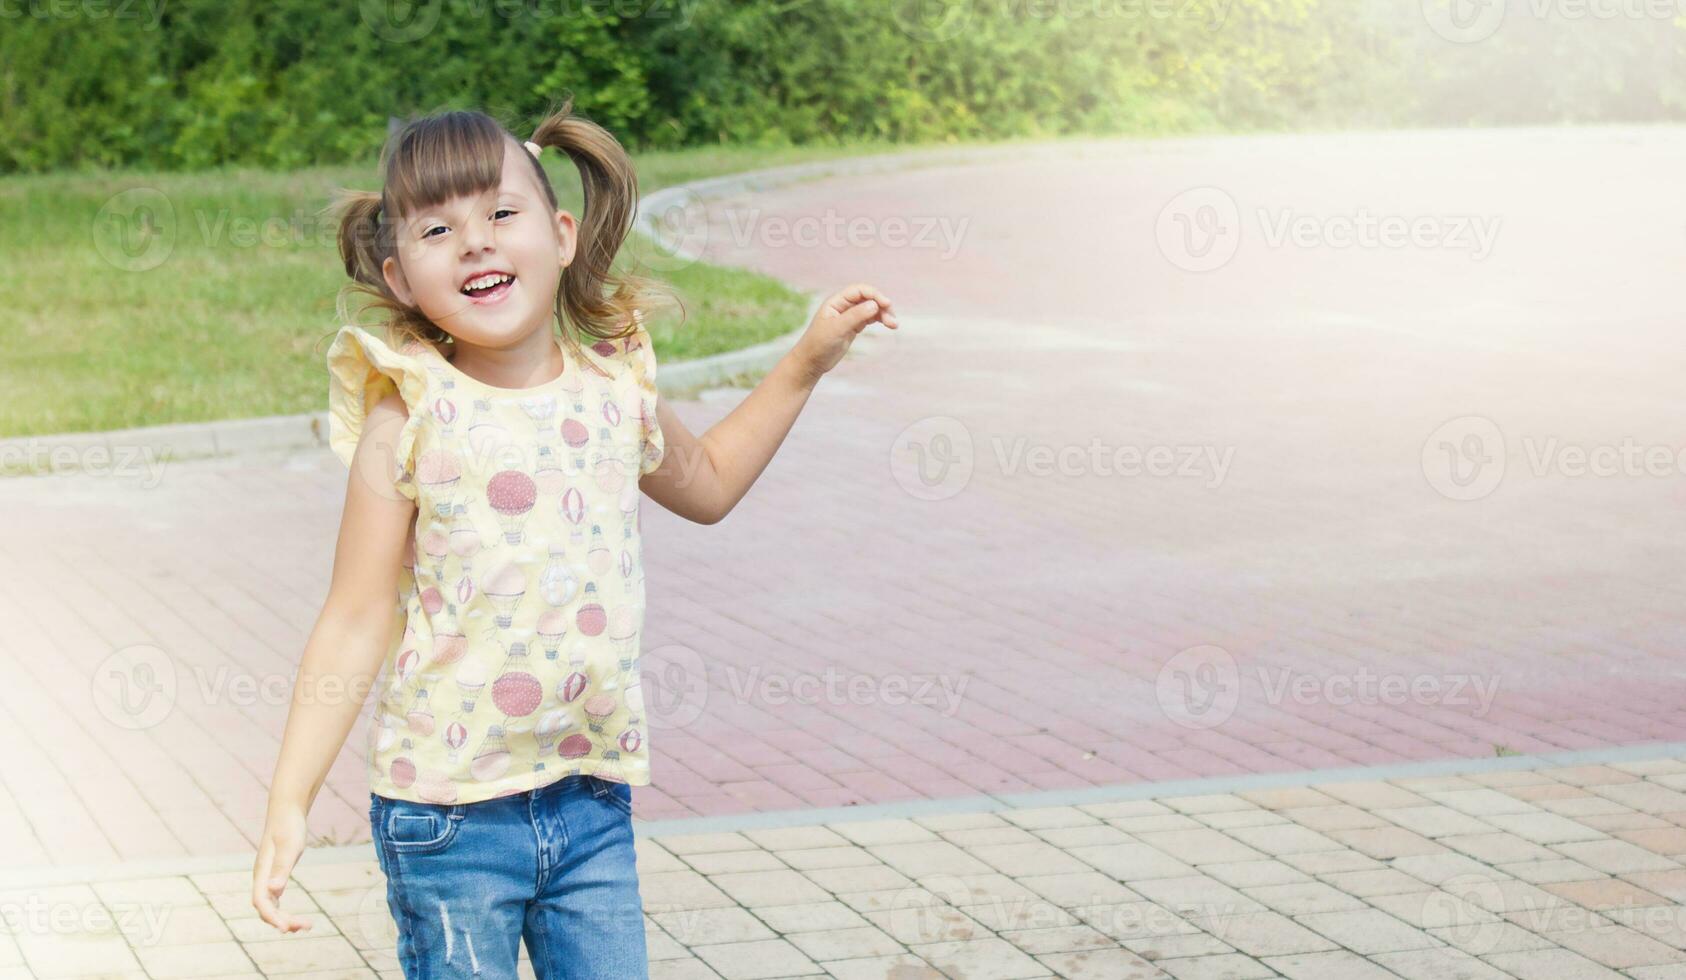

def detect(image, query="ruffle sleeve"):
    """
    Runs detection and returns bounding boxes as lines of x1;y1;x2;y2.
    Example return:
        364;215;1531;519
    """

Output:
621;309;666;476
325;324;430;500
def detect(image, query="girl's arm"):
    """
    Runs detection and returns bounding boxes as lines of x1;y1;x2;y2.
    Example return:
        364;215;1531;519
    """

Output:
639;284;896;524
252;392;417;933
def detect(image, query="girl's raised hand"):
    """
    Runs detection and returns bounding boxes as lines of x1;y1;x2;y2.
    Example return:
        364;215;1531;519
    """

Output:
790;283;898;386
252;803;315;933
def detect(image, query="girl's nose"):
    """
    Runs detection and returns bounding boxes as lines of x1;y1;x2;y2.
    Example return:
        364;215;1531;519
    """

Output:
460;218;496;255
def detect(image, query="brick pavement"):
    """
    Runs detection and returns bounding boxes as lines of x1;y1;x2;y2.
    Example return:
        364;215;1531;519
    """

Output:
7;753;1686;978
5;128;1686;869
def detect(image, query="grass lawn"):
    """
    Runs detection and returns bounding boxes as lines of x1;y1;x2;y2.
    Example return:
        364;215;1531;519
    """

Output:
0;138;962;438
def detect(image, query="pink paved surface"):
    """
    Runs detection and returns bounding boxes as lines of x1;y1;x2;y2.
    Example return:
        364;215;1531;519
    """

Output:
7;128;1686;869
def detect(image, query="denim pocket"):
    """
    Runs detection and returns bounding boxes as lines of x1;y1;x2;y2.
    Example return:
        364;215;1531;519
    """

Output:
381;798;466;854
592;776;633;817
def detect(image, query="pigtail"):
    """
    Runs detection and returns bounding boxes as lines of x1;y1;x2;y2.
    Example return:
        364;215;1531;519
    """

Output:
335;190;387;288
529;97;679;363
327;183;446;347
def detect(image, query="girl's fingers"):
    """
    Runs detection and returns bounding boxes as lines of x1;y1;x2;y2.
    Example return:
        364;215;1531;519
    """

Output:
253;841;312;932
825;284;894;318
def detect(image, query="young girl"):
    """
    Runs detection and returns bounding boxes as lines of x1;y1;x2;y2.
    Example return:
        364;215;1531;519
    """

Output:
250;100;897;978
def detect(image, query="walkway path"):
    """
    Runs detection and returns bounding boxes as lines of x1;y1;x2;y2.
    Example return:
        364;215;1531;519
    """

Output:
8;750;1686;978
4;128;1686;871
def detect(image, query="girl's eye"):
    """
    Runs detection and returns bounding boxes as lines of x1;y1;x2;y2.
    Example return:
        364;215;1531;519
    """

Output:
422;225;447;239
495;208;516;219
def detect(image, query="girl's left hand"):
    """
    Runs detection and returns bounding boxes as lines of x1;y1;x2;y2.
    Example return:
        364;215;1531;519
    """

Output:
789;283;898;387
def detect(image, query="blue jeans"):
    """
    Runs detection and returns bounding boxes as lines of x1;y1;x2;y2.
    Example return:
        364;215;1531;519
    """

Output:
369;774;648;979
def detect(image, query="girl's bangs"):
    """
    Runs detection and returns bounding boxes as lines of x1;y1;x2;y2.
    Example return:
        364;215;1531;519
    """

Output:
383;113;511;221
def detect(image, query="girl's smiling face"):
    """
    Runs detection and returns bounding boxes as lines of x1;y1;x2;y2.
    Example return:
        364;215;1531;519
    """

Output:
381;139;575;348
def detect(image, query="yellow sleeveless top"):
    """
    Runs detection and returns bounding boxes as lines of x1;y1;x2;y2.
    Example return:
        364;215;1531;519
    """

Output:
325;313;664;805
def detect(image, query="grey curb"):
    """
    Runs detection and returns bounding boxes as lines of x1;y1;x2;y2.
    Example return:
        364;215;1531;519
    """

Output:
9;739;1686;889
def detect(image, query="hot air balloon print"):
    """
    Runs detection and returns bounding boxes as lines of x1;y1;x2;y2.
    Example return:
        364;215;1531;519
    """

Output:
587;525;613;576
492;667;543;720
433;630;468;666
396;646;421;682
557;732;592;761
558;670;589;704
601;394;621;428
416;449;462;519
431;393;458;430
448;504;482;568
419;587;445;617
575;583;607;637
456;572;475;606
593;426;626;493
471;725;511;781
539;548;578;607
456;658;488;713
618;727;642;755
608;604;638;671
406;689;435;736
487;470;537;544
422;528;449;580
560;485;586;528
391;743;417;789
483;561;526;628
535;708;571;754
467;398;510;460
533;446;568;496
520;394;557;430
443;720;468;763
584;693;616;734
561;417;590;472
537;607;569;660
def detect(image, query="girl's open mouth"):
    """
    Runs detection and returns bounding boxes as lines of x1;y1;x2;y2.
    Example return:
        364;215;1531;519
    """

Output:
460;271;515;304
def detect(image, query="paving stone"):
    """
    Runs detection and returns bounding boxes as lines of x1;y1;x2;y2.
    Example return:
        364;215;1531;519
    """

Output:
1294;908;1444;954
691;938;822;979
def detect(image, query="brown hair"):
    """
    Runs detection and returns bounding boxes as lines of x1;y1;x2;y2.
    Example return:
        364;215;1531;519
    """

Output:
329;97;677;377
